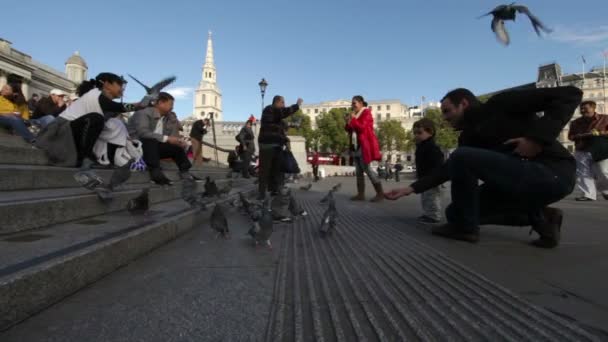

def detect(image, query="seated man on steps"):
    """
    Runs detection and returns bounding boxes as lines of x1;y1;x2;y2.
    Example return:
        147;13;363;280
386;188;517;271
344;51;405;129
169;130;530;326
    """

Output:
128;92;192;185
385;86;583;249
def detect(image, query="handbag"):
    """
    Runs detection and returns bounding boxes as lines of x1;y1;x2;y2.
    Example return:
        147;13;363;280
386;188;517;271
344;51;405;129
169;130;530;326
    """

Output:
281;149;301;174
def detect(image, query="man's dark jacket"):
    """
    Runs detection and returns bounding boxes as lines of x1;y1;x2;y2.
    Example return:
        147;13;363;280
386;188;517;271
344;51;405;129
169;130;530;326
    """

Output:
415;138;444;178
238;125;255;152
411;86;583;193
32;96;66;119
258;104;299;145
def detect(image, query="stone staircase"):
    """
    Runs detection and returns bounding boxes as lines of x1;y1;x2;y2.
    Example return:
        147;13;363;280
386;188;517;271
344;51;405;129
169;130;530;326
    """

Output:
0;129;255;331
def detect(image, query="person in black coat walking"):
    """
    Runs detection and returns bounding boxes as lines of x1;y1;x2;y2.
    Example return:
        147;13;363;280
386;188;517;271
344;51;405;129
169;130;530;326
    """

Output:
237;118;256;178
386;86;583;248
413;118;445;224
257;95;302;199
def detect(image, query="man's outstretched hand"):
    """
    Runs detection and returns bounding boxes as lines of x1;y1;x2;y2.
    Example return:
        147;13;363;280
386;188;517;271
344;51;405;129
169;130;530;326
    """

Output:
384;186;414;200
504;137;543;158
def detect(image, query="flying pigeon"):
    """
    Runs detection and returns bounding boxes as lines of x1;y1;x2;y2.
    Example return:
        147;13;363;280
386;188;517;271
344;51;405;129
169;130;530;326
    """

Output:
320;189;335;204
203;176;219;197
300;183;312;191
319;191;338;237
254;196;274;249
331;183;342;192
210;203;230;239
218;180;233;196
127;188;150;215
108;159;134;191
478;3;552;45
288;190;307;218
128;74;177;106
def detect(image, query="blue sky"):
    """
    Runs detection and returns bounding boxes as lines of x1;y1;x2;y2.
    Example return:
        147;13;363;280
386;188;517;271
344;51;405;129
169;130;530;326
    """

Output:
4;0;608;121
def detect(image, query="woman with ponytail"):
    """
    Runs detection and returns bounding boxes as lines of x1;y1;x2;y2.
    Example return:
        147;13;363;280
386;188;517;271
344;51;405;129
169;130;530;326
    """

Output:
38;72;147;167
0;83;35;143
345;95;384;202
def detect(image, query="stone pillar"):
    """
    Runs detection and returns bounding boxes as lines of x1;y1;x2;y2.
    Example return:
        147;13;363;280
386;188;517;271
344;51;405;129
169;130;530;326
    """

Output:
0;71;7;89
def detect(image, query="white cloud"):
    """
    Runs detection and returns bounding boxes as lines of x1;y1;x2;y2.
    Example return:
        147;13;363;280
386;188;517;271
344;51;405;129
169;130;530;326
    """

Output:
550;25;608;44
165;87;194;100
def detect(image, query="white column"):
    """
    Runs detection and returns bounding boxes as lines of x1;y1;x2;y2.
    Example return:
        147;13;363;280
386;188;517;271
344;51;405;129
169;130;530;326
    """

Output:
0;71;7;89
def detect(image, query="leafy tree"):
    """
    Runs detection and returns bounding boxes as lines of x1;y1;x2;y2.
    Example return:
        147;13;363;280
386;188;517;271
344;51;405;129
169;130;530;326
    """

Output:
285;110;315;150
477;94;492;103
315;108;350;153
377;120;407;153
404;108;459;152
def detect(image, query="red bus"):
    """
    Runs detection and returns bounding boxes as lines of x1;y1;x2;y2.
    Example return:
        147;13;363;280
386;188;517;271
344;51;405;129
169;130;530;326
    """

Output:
307;152;340;165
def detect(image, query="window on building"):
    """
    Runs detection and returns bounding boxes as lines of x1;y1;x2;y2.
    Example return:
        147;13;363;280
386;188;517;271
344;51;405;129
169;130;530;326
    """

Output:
202;94;206;105
386;113;390;120
307;109;311;114
386;105;391;110
314;109;318;114
377;114;381;121
377;105;381;111
215;96;218;107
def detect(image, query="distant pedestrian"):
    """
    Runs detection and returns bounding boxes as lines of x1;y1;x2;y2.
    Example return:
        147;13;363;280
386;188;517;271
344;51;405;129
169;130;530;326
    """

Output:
412;118;444;224
311;150;320;181
237;117;256;178
394;162;403;182
190;118;210;165
384;160;392;181
568;100;608;201
345;95;383;202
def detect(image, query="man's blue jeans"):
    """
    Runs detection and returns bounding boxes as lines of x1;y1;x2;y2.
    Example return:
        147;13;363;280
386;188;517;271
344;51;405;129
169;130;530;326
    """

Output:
446;147;574;232
0;115;35;142
30;115;55;129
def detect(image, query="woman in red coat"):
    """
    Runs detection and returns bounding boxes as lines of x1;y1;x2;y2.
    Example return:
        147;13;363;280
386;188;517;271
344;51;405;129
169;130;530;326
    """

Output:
345;95;384;202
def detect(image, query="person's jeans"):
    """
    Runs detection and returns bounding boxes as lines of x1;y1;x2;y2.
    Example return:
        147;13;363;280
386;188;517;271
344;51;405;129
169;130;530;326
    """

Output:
354;155;380;185
240;147;253;177
446;147;574;232
575;151;608;200
0;115;35;142
141;138;191;172
258;144;282;198
31;115;56;129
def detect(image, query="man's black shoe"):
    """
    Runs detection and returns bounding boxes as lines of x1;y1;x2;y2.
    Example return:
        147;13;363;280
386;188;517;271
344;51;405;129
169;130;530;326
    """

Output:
150;169;173;186
603;193;608;200
431;224;479;243
530;207;562;249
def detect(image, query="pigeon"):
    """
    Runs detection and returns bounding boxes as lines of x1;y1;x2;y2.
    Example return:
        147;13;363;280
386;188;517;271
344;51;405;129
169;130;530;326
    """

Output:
320;189;334;204
239;192;252;215
210;203;230;239
319;191;338;237
254;196;274;249
127;188;150;215
288;190;307;218
218;180;233;196
128;74;176;96
300;183;312;191
203;176;219;197
331;183;342;192
181;178;207;211
108;159;134;191
478;3;552;46
74;170;105;191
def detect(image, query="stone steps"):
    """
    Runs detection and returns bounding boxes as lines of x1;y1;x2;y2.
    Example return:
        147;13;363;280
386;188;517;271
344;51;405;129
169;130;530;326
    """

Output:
0;164;228;191
0;186;256;331
0;178;242;235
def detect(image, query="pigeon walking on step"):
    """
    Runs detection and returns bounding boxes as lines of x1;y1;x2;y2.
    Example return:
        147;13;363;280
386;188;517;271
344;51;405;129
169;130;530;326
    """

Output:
300;183;312;191
218;180;233;196
74;170;106;190
319;191;338;237
288;189;308;218
128;74;177;106
478;3;552;46
108;159;135;191
127;188;150;215
211;203;230;239
203;176;219;198
253;196;274;249
181;178;207;211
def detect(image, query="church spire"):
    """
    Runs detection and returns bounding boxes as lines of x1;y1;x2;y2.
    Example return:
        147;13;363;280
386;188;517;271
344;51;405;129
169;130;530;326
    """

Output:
194;30;222;121
205;31;215;67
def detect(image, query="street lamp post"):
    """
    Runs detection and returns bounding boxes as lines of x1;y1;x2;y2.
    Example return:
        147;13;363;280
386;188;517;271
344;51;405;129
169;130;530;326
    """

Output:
258;78;268;113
